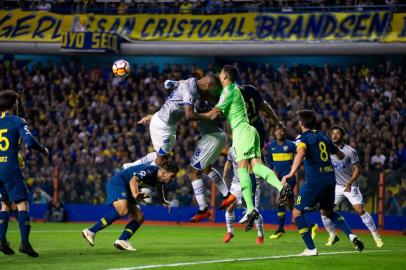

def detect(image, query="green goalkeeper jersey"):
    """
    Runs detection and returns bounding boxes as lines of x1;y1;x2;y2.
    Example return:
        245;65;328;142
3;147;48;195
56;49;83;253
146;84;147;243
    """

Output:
215;83;249;129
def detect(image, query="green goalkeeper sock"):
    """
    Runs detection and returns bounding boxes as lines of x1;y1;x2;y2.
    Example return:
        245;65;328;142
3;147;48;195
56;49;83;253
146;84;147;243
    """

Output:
237;167;254;212
253;163;282;191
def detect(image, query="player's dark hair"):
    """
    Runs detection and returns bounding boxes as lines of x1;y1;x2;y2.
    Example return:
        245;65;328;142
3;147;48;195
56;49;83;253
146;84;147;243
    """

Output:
222;65;239;82
207;74;221;88
0;90;19;112
161;160;179;175
296;110;316;129
331;125;346;136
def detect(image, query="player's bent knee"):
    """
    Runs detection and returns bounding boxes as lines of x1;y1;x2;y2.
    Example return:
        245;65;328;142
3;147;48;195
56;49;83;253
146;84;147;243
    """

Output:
353;205;365;215
188;167;200;181
114;201;129;216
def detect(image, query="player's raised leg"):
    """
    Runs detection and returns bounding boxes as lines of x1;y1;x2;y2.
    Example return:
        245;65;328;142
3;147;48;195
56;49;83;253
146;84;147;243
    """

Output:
0;198;14;256
114;204;144;251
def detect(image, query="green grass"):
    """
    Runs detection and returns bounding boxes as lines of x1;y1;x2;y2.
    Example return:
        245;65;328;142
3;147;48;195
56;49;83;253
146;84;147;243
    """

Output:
2;222;406;270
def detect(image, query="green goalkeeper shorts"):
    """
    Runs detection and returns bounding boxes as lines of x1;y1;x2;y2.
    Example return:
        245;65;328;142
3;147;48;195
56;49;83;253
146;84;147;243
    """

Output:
232;123;262;162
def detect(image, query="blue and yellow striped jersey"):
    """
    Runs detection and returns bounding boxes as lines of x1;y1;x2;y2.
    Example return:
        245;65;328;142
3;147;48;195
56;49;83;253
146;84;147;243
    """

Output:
267;139;295;178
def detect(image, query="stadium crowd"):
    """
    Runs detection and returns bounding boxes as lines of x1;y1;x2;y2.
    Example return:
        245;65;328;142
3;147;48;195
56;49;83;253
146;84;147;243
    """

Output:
0;57;405;214
1;0;402;14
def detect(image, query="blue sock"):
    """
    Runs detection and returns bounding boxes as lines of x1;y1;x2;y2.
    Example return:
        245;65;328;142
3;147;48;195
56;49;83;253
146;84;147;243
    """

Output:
331;212;353;238
89;208;120;233
295;215;315;250
277;206;286;231
0;211;10;241
119;220;141;240
249;174;256;200
18;211;31;244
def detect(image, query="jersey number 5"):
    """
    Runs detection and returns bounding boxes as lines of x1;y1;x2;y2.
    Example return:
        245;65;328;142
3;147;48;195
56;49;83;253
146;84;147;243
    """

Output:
0;129;9;151
319;142;328;162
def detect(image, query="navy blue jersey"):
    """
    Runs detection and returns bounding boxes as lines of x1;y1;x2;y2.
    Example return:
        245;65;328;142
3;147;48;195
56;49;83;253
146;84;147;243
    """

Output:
295;130;338;186
116;164;159;188
0;112;46;177
267;139;295;177
239;85;267;147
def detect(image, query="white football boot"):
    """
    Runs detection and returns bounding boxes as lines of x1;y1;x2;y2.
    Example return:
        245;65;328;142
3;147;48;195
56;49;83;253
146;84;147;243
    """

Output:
81;229;95;246
114;240;136;251
299;248;318;256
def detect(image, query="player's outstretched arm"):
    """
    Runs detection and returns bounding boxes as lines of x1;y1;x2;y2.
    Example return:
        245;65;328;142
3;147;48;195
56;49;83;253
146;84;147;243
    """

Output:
184;105;221;121
282;146;306;185
259;101;283;127
137;114;153;125
129;176;142;200
157;184;170;210
18;119;47;154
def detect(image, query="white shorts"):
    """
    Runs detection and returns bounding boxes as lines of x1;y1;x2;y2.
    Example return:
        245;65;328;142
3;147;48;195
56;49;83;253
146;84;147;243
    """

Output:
190;132;226;170
230;179;261;208
335;184;364;206
149;113;177;155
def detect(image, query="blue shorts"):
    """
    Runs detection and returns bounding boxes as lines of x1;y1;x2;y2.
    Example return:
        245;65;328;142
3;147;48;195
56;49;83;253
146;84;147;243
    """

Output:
294;183;335;212
106;176;131;205
0;176;28;203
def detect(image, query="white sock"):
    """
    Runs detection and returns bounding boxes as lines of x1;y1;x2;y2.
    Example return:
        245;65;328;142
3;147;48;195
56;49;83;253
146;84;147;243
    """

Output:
126;152;157;167
321;215;336;238
254;178;261;208
360;212;379;238
208;168;228;197
254;214;264;237
225;211;235;233
191;179;207;211
349;234;357;241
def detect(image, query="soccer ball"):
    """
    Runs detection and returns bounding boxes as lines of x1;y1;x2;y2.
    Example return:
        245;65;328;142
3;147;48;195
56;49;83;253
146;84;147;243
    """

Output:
112;59;130;77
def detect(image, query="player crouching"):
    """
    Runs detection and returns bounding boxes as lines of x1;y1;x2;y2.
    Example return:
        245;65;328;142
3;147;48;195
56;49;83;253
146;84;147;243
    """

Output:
82;161;178;251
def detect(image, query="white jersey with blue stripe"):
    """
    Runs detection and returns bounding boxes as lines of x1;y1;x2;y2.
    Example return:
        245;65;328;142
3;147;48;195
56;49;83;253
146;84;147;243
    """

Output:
331;144;360;186
157;78;199;126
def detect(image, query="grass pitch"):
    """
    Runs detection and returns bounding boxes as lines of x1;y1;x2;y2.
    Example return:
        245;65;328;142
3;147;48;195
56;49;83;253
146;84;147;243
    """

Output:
2;222;406;270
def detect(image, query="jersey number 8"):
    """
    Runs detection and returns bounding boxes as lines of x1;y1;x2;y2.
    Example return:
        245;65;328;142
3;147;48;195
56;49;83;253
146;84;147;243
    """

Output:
318;142;328;162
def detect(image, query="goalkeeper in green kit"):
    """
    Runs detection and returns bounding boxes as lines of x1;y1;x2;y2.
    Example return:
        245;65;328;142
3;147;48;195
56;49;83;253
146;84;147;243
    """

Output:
202;65;290;231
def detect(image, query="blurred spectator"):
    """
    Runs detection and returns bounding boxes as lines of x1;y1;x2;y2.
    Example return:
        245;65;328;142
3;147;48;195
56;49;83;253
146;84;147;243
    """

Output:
168;192;180;207
385;191;399;215
371;148;386;170
179;0;193;14
117;0;128;15
32;187;52;204
37;0;51;11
